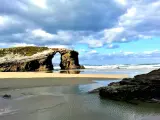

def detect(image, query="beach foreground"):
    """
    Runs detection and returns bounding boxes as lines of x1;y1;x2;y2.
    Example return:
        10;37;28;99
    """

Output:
0;80;159;120
0;72;159;120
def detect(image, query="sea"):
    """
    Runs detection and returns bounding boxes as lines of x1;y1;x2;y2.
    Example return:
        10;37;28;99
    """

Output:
53;63;160;77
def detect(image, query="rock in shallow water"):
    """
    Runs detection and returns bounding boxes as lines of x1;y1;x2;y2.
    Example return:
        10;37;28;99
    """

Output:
2;94;11;99
95;69;160;102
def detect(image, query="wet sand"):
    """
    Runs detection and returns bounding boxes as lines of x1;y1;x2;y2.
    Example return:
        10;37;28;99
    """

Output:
0;72;128;89
0;84;160;120
0;77;123;89
0;77;110;89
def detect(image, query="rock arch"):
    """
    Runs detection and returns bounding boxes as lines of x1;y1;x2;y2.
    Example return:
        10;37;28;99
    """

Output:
0;47;84;72
51;48;81;70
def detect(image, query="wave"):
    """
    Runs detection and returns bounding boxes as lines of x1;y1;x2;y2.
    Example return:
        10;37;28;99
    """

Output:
53;64;160;70
84;64;160;70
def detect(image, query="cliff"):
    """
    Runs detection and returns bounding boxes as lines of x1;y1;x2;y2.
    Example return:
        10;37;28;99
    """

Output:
0;46;83;72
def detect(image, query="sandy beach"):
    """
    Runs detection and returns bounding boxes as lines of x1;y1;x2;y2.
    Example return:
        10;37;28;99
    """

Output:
0;72;128;79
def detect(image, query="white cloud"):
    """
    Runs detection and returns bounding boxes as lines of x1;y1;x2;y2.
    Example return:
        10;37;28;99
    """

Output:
88;40;103;48
0;0;126;47
79;49;87;53
0;42;36;48
9;28;75;46
0;0;159;53
0;15;20;28
13;43;36;47
56;31;73;42
115;0;127;6
123;51;134;55
46;45;69;49
107;44;114;48
81;49;98;59
88;50;97;54
79;0;159;47
121;38;127;42
143;50;159;55
0;43;8;48
122;7;136;18
103;27;124;43
87;0;160;45
104;50;160;57
80;38;103;48
31;29;54;40
80;49;160;64
29;29;74;43
0;16;7;26
29;0;47;9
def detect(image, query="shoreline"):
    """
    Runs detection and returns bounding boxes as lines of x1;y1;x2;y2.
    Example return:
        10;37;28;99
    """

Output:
0;72;128;79
0;72;128;89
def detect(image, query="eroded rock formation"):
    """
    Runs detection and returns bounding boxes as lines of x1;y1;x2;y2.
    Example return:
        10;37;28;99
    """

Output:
0;46;83;72
51;48;81;69
93;69;160;103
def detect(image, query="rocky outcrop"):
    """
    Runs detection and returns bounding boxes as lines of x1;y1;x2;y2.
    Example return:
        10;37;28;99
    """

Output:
0;46;83;72
92;69;160;103
59;50;80;69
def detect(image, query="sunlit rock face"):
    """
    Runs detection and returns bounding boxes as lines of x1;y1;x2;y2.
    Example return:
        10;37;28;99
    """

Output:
0;46;83;72
60;51;80;69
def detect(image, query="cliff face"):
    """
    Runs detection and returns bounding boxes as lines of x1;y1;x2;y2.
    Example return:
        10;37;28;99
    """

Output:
0;46;83;72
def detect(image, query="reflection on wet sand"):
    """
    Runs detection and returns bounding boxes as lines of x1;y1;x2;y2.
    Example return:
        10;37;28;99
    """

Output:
59;70;81;74
45;70;82;74
0;85;160;120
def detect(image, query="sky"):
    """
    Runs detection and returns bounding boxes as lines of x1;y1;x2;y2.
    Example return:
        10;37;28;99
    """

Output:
0;0;160;65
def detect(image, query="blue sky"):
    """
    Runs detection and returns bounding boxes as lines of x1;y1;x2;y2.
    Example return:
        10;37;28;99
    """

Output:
0;0;160;65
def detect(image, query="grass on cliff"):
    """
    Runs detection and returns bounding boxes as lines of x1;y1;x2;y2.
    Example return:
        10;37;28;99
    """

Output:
0;46;49;57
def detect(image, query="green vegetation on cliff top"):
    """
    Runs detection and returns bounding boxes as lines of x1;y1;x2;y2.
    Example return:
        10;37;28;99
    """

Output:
0;46;49;57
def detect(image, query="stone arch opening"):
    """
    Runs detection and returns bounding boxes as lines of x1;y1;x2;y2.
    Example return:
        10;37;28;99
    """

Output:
52;52;61;70
50;50;82;70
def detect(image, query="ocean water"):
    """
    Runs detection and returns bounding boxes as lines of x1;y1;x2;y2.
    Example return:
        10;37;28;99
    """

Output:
0;80;159;120
53;64;160;77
